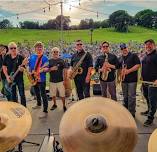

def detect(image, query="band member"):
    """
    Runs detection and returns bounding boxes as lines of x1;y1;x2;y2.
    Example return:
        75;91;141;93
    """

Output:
2;42;27;106
118;43;140;118
141;39;157;127
0;45;8;98
28;42;49;118
95;41;119;101
70;40;93;100
49;47;67;112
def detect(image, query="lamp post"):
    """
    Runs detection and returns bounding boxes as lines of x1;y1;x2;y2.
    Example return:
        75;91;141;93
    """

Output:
90;28;94;45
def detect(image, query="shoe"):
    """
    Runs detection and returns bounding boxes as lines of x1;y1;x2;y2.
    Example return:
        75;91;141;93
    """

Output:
143;119;153;127
63;106;67;112
50;104;57;110
39;112;48;119
141;111;149;116
32;105;41;109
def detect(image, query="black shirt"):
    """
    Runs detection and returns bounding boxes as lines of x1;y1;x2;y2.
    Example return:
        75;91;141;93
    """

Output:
49;58;67;83
119;52;140;83
0;55;6;80
141;50;157;82
95;53;120;82
3;54;24;81
70;50;93;79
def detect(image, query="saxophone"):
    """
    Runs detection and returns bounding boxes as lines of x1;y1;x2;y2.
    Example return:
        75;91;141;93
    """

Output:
101;53;111;81
69;52;87;79
120;61;127;82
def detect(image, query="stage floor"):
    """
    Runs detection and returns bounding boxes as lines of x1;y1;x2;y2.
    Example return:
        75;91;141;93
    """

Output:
1;86;157;152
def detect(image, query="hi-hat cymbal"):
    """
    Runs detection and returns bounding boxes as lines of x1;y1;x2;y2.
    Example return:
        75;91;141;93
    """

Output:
59;97;137;152
0;102;32;152
148;129;157;152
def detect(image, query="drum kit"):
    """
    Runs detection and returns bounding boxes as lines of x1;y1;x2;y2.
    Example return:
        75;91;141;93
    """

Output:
0;97;156;152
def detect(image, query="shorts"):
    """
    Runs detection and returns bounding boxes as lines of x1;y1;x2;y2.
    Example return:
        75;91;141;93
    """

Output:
50;81;65;97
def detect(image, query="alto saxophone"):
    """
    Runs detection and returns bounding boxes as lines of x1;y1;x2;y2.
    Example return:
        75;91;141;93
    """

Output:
69;52;87;79
101;53;111;81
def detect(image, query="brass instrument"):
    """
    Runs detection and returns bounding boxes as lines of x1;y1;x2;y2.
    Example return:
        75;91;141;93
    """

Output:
69;52;87;79
120;62;127;82
101;53;111;81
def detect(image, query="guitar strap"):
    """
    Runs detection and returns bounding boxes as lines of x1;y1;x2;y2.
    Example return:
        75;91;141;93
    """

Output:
34;55;43;71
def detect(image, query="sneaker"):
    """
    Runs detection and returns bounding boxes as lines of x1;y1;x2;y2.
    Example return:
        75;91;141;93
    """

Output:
141;111;149;116
50;104;57;110
32;105;41;109
39;112;48;119
63;106;67;112
143;119;153;127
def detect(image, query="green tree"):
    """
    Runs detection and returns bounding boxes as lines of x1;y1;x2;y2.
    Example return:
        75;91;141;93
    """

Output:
109;10;132;32
0;19;12;29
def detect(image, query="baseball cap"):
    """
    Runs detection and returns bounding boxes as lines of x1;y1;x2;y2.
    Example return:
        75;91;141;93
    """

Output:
120;43;127;50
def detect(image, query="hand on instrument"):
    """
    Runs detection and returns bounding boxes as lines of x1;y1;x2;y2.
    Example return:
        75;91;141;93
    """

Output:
6;76;12;83
154;80;157;85
124;69;130;75
19;66;25;72
50;66;58;71
85;75;91;83
40;67;49;73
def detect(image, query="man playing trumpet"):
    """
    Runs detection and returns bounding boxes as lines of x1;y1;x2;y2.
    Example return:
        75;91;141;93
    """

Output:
118;43;140;118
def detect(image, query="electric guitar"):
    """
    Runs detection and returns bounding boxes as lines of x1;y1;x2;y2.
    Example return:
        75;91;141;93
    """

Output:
4;58;28;95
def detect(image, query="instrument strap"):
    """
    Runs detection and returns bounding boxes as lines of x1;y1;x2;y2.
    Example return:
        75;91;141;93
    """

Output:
34;55;43;71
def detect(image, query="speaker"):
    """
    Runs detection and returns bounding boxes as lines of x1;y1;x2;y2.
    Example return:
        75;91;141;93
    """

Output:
92;83;102;95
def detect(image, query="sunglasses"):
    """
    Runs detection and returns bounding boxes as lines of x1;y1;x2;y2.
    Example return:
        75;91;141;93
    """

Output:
77;43;83;46
10;47;17;50
102;45;109;48
121;47;126;50
53;51;59;53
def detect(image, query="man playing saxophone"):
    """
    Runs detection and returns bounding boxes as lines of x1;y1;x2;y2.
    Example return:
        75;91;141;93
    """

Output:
95;41;119;101
69;40;93;100
118;43;140;118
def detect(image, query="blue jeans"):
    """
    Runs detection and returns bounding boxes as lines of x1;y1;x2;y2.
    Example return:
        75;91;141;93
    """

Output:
100;80;117;101
12;80;26;107
122;82;137;115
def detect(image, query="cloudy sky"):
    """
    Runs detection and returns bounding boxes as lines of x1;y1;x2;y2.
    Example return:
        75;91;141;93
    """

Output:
0;0;157;26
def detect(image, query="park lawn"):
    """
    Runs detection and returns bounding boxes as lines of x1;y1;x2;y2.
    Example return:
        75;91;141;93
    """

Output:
0;26;157;45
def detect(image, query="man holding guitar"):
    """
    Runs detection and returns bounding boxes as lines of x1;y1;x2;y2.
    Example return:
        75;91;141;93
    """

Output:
2;42;27;107
28;41;49;119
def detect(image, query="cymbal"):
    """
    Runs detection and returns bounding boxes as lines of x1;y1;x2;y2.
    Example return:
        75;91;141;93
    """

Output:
148;129;157;152
0;102;32;152
59;97;137;152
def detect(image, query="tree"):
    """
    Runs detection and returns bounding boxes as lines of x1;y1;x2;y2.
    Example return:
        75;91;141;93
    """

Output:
134;9;155;28
42;19;56;29
101;19;110;28
19;21;39;29
0;19;12;29
109;10;132;32
79;19;89;29
55;15;71;30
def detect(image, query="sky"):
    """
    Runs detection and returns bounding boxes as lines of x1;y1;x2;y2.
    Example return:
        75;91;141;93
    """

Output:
0;0;157;26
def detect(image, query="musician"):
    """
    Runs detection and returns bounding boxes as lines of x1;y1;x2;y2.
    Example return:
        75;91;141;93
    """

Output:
2;42;27;106
95;41;119;101
28;41;49;118
118;43;140;118
49;47;67;112
0;45;8;98
141;39;157;127
70;40;93;100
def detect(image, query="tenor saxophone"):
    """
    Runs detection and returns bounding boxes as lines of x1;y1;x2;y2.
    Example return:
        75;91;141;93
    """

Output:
101;53;111;81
